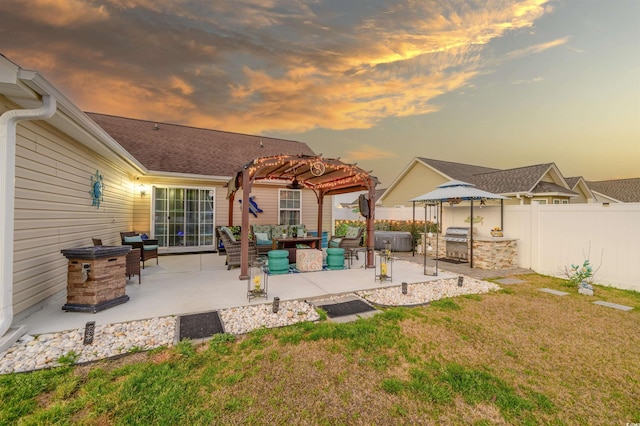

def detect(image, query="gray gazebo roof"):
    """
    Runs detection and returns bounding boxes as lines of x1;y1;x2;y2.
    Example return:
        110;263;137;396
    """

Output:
410;180;508;202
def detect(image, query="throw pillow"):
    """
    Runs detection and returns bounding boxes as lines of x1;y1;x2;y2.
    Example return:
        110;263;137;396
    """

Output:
255;232;270;242
124;235;143;243
345;227;360;239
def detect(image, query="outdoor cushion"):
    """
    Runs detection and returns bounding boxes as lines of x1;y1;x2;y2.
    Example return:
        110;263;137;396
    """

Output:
255;232;270;242
252;225;272;239
143;244;159;251
124;235;143;243
345;226;360;239
328;238;342;248
272;225;289;238
220;226;236;242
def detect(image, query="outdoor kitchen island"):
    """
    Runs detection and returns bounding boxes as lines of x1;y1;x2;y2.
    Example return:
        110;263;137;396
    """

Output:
421;231;518;270
471;236;519;270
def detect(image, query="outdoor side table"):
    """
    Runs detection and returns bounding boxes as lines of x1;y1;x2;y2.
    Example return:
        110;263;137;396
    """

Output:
126;248;141;284
60;246;131;313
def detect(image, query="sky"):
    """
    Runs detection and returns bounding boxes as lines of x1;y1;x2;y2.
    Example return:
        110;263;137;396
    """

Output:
1;0;638;187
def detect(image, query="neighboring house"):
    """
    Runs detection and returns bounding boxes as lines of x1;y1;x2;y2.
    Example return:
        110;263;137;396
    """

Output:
0;55;328;330
586;178;640;203
379;157;580;207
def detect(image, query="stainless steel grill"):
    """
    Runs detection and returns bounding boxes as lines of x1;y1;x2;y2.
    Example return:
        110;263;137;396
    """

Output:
444;227;470;261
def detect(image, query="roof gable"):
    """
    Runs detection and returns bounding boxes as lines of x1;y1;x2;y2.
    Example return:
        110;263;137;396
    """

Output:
86;113;316;178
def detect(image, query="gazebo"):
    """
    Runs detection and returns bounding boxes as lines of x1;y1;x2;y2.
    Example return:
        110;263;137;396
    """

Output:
227;154;379;279
410;180;507;270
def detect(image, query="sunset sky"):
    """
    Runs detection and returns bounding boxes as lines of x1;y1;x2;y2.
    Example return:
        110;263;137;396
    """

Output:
1;0;638;186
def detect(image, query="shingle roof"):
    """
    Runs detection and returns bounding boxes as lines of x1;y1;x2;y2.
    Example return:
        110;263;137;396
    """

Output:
587;178;640;202
565;177;581;189
86;113;316;177
471;163;558;194
415;159;579;196
418;158;499;182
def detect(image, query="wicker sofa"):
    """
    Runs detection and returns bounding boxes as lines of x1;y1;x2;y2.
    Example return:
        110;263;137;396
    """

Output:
251;224;307;255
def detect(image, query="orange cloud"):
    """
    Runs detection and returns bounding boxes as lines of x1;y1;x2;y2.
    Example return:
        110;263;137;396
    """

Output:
0;0;108;26
342;145;398;162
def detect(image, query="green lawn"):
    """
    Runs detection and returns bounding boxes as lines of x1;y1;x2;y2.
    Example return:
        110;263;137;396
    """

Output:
1;274;639;425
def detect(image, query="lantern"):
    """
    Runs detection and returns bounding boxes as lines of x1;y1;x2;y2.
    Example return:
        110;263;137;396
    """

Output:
247;258;268;300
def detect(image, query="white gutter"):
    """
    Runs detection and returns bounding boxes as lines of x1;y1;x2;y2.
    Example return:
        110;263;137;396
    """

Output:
0;95;56;339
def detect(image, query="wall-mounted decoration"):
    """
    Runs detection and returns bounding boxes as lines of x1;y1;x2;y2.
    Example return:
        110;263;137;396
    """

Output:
464;215;484;225
90;170;104;208
239;196;263;218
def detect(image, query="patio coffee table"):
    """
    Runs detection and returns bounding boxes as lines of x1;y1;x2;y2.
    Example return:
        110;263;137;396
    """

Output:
272;236;322;263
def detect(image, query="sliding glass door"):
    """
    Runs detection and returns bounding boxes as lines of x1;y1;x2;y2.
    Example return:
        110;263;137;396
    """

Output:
153;187;215;251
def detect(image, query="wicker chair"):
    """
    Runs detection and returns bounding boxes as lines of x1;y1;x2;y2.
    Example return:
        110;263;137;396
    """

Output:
328;226;364;260
216;227;257;270
120;231;159;269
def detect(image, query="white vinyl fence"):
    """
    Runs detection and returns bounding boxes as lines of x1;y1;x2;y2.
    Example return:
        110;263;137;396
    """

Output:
333;202;640;291
504;203;639;292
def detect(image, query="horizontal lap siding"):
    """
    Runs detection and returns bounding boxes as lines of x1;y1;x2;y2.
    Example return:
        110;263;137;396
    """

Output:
12;120;134;316
223;185;329;234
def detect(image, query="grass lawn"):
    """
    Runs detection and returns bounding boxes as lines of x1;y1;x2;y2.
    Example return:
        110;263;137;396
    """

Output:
1;274;638;425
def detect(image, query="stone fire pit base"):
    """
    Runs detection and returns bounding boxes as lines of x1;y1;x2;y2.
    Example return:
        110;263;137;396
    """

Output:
60;246;131;313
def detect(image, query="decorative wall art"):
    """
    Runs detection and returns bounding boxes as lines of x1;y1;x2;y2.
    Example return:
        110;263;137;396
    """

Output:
89;170;104;208
239;196;264;217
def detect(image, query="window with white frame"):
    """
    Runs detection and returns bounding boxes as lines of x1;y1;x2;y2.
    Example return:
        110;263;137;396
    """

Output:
279;189;301;224
553;199;569;204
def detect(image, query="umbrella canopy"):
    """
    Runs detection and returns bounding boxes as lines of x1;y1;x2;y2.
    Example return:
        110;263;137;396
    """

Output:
410;180;507;202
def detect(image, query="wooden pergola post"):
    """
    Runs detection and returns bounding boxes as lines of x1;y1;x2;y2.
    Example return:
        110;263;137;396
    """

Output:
239;166;250;280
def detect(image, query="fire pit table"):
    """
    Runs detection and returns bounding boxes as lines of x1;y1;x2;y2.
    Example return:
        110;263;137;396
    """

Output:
60;246;131;313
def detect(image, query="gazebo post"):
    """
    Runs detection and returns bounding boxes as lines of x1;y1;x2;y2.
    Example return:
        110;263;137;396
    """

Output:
470;199;474;268
239;167;250;280
366;182;375;268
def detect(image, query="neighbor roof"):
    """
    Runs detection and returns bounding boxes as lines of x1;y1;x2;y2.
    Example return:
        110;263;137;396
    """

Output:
86;113;316;178
418;159;576;197
587;178;640;202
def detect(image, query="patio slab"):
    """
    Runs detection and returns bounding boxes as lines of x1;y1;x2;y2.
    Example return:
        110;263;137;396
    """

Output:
14;253;453;335
495;278;526;285
592;301;633;311
538;288;570;296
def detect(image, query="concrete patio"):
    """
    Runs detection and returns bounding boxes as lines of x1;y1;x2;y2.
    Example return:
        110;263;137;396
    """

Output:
14;251;519;335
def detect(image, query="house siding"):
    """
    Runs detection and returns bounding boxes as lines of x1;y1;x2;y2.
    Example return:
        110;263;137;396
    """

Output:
11;116;135;317
127;180;332;241
380;162;447;207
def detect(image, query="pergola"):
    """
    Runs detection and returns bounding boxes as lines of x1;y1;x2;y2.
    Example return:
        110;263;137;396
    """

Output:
227;154;379;279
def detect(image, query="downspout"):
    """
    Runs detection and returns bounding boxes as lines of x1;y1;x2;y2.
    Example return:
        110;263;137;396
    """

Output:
0;95;56;339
